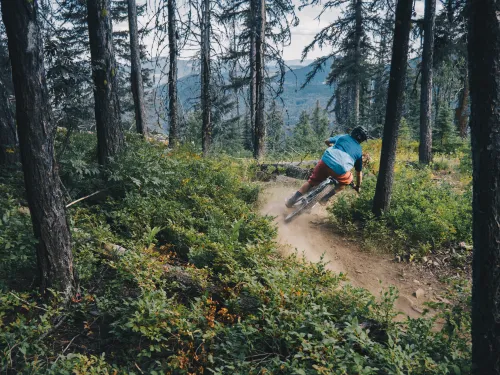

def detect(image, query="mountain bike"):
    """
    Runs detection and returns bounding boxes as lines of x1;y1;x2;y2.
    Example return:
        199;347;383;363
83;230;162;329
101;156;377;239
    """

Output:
284;177;358;223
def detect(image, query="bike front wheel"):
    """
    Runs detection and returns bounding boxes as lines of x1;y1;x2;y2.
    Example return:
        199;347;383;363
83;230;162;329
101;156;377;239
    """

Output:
284;188;326;223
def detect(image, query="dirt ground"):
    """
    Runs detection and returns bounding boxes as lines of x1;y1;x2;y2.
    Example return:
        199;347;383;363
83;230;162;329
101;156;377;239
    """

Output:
258;176;447;321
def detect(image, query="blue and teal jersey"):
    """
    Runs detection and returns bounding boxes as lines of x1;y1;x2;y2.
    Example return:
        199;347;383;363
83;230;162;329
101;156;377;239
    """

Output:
321;134;363;175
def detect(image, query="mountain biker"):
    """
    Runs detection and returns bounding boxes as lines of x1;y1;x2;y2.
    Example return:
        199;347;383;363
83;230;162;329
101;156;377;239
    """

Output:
285;126;368;208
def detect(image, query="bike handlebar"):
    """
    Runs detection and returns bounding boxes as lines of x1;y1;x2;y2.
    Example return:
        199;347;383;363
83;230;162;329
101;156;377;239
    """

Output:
349;181;360;193
328;177;359;193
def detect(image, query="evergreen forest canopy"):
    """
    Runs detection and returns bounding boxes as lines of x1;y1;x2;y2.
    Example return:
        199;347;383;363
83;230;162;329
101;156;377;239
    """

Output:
0;0;499;373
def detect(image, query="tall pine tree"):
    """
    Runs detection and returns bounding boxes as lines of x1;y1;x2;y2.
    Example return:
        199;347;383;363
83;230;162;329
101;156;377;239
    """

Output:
87;0;124;164
1;0;75;297
468;0;500;370
372;0;413;216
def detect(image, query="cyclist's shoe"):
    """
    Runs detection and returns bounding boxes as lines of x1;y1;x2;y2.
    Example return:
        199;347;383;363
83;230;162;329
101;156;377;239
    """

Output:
285;191;302;208
319;189;336;205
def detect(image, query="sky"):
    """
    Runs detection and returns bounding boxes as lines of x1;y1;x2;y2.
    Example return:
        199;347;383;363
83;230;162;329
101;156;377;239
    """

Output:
281;1;340;61
128;0;430;62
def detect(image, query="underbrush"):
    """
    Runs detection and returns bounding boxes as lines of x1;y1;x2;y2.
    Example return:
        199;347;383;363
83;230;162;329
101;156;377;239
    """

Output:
0;133;471;374
329;139;472;262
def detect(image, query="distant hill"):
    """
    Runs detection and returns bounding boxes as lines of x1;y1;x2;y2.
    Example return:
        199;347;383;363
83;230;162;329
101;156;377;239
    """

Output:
273;60;334;126
144;58;336;132
143;57;316;84
143;58;197;85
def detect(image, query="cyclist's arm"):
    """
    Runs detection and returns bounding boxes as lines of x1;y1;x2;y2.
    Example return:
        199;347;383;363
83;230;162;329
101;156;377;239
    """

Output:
354;157;363;190
325;136;339;147
356;171;363;190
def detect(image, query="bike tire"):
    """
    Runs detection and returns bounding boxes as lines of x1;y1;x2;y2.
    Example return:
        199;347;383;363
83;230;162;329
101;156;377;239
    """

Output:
284;187;327;223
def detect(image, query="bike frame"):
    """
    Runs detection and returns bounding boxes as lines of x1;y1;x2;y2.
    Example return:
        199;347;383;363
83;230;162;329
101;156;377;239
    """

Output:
284;177;357;223
294;177;338;206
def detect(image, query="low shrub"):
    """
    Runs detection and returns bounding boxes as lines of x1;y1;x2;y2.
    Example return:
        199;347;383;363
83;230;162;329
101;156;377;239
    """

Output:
329;157;472;259
0;133;471;374
432;158;451;171
0;170;37;291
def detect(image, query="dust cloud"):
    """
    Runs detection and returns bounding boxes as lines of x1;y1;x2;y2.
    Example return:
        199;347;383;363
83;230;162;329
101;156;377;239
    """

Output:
258;176;444;320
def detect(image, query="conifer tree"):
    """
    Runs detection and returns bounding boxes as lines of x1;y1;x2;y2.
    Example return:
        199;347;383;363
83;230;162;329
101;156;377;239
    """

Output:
1;0;75;297
86;0;124;164
418;0;436;164
292;110;316;152
372;0;413;216
311;101;329;141
267;102;286;153
301;0;383;128
220;0;298;158
468;0;500;370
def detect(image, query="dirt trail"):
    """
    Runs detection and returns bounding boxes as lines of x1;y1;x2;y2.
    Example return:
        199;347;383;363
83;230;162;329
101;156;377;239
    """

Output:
259;176;445;320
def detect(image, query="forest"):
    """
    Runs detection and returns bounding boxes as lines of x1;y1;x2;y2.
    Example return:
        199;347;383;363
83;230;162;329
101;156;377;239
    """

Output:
0;0;498;373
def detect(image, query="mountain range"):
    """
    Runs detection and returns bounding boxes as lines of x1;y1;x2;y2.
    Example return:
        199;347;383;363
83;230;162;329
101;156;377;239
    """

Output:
143;58;336;132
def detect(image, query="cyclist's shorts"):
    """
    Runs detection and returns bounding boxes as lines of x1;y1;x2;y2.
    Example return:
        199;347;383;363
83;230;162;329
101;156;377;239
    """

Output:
307;160;353;187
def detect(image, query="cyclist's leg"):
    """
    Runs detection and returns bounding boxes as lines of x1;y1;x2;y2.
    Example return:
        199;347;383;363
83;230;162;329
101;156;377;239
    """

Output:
298;181;311;195
319;184;346;204
285;182;309;208
286;161;328;207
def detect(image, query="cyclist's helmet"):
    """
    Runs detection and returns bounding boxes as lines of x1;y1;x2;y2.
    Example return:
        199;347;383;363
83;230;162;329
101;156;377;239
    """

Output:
350;126;368;143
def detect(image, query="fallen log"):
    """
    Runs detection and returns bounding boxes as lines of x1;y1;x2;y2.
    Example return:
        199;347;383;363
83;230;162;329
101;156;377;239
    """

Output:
258;161;318;180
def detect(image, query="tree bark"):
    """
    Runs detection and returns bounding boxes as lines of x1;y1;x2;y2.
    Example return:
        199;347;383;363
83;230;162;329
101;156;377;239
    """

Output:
87;0;124;165
230;18;242;145
455;68;469;138
201;0;211;156
167;0;178;146
418;0;436;164
253;0;266;159
373;18;389;130
446;0;453;25
127;0;147;137
468;0;500;372
249;0;257;151
0;79;17;166
372;0;412;216
353;0;362;126
1;0;75;297
434;85;440;128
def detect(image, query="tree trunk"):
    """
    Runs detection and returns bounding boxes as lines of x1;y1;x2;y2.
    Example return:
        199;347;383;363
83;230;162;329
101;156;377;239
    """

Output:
468;0;500;372
372;0;412;216
373;18;389;130
230;18;241;146
249;0;257;150
167;0;178;146
0;79;17;166
353;0;362;126
434;85;440;128
446;0;453;25
1;0;75;297
455;68;469;138
127;0;147;136
418;0;436;164
201;0;211;156
87;0;124;165
253;0;266;159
